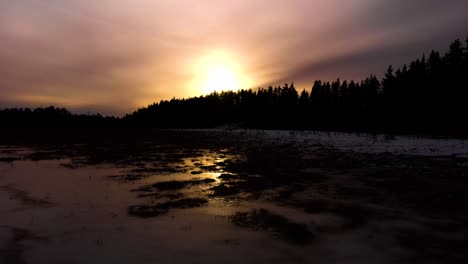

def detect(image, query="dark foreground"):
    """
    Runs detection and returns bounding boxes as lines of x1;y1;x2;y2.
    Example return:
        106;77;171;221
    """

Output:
1;129;467;264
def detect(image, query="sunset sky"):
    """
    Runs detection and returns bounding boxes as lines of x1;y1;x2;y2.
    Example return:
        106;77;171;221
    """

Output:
1;0;467;115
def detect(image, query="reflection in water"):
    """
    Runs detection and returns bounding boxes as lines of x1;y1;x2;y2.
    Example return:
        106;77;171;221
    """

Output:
2;137;463;264
125;150;243;217
0;148;320;263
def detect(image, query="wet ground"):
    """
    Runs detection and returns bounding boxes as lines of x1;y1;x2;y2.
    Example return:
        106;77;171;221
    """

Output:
0;129;467;263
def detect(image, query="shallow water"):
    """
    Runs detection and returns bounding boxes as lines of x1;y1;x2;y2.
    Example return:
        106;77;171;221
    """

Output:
1;130;467;263
0;154;399;263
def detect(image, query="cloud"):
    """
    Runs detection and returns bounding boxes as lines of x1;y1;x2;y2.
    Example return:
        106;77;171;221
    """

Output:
268;0;468;88
363;0;468;28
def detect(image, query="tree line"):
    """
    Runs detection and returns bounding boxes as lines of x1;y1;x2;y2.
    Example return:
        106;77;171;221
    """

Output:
0;106;117;128
1;37;468;136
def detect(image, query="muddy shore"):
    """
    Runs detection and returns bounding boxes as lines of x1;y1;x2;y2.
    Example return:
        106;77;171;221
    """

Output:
1;129;467;263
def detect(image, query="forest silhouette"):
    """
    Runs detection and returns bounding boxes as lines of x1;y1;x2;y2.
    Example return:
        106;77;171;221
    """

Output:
1;37;468;136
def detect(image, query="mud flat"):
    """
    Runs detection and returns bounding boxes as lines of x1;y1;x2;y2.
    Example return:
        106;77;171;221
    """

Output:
0;129;467;263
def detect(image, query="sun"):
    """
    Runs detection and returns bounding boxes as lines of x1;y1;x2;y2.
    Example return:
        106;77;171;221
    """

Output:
203;66;240;94
189;51;251;96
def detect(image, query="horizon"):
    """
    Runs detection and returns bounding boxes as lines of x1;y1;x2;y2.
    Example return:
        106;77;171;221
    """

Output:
1;0;468;116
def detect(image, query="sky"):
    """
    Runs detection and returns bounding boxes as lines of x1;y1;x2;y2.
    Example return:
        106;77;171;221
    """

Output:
1;0;467;115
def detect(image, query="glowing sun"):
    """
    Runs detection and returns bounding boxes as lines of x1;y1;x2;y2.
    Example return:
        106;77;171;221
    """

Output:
203;66;240;94
190;51;251;95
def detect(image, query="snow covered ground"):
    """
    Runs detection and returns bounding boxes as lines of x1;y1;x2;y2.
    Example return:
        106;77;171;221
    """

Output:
194;129;468;157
